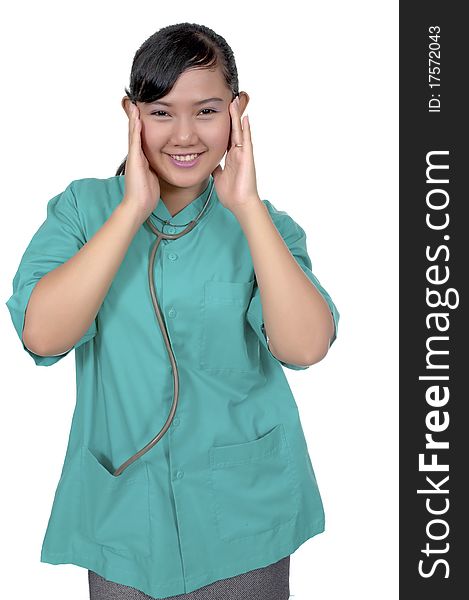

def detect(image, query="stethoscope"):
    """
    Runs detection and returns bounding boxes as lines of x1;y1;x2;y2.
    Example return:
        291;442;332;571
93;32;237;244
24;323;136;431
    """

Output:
113;177;216;476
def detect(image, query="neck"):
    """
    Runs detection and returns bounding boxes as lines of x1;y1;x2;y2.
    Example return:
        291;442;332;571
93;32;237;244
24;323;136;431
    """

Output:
159;177;210;218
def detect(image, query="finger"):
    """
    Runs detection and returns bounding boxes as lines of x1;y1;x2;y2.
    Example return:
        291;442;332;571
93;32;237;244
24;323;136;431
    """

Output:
129;105;142;157
128;104;135;149
243;115;251;147
229;97;243;148
128;105;131;147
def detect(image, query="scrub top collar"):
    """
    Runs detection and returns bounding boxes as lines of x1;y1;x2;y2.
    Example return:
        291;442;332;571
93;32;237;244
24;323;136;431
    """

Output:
150;174;216;229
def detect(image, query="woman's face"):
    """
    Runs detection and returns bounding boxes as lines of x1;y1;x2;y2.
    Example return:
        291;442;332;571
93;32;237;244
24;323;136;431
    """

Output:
123;66;249;195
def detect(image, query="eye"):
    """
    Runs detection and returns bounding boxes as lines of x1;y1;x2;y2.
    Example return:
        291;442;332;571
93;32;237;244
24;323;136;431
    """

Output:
150;108;218;117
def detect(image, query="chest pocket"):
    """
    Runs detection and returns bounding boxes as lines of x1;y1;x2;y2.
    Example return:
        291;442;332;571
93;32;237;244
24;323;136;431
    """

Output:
200;279;259;372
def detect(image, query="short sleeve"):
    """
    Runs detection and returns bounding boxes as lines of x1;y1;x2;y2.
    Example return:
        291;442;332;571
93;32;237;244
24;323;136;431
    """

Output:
5;181;97;366
246;200;340;371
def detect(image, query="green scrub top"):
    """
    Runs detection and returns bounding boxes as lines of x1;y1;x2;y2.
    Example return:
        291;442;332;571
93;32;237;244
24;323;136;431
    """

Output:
5;175;340;598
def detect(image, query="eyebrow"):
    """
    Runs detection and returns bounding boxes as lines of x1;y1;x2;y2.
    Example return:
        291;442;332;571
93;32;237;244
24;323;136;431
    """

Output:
149;97;225;107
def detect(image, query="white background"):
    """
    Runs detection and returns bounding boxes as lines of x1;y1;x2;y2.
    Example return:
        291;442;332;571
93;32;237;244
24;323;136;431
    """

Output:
0;1;398;598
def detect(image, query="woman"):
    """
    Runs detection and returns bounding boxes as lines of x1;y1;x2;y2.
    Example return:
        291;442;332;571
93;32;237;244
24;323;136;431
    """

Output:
5;22;339;600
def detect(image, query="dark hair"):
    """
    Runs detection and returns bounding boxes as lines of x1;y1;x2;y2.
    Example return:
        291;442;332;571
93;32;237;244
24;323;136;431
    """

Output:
116;22;239;176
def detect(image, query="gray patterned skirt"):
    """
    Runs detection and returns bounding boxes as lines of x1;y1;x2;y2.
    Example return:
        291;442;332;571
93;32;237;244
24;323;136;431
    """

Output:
88;555;290;600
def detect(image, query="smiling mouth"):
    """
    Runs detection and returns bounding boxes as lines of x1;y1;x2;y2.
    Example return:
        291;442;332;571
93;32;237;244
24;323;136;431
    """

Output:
166;152;205;168
167;152;205;160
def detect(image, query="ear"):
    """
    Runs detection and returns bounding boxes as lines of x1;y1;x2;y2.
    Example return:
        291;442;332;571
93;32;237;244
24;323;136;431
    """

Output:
237;91;250;116
122;96;132;118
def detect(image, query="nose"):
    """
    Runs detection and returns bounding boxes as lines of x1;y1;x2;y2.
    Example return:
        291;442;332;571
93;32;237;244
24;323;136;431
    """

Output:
171;116;200;144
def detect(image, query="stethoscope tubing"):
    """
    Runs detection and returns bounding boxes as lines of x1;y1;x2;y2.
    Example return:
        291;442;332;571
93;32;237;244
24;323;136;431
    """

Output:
113;179;215;476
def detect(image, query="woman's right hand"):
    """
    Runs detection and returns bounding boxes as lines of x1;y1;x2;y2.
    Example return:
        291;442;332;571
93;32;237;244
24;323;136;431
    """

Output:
122;102;161;223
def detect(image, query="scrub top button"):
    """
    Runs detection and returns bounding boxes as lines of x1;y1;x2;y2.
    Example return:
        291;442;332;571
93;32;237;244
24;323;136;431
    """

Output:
168;253;178;261
167;226;176;234
168;308;176;318
176;470;184;479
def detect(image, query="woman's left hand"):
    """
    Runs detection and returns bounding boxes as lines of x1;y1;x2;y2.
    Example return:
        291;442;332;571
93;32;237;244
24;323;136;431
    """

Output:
211;97;261;212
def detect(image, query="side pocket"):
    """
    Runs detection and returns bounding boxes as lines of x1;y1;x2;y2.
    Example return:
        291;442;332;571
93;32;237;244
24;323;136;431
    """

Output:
208;424;300;542
80;446;151;557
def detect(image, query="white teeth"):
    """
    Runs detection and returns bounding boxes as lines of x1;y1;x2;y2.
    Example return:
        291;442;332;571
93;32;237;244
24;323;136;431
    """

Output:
170;153;200;162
